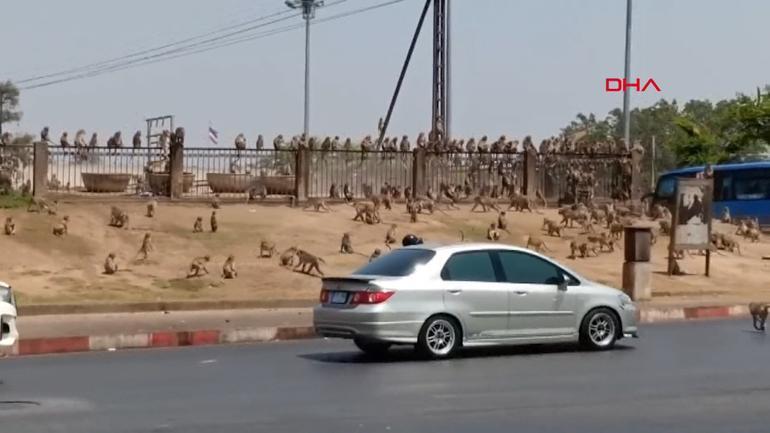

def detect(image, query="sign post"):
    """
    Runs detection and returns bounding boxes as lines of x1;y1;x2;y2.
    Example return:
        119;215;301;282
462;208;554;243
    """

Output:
668;178;713;276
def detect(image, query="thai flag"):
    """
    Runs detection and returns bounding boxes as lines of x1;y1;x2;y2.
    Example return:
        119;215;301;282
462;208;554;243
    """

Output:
208;125;219;145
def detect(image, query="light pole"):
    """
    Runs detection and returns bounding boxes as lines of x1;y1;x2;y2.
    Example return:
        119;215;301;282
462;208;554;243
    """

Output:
622;0;632;150
286;0;324;138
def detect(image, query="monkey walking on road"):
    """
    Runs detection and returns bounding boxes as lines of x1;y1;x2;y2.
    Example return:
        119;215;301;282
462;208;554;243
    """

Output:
526;234;550;253
304;198;331;212
749;302;768;331
4;217;15;235
294;250;325;276
222;255;237;279
385;224;397;250
135;233;154;261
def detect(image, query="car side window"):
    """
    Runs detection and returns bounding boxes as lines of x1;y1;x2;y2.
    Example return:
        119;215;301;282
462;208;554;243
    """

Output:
441;251;498;282
496;251;571;285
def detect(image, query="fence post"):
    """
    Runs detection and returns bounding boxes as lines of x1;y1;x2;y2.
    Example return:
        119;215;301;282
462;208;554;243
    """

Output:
168;142;184;198
631;149;643;206
33;141;48;197
522;148;537;197
412;148;426;197
294;149;309;203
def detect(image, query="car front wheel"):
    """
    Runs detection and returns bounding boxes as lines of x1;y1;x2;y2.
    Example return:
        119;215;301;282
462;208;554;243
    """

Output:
353;338;391;356
417;315;460;359
580;308;619;350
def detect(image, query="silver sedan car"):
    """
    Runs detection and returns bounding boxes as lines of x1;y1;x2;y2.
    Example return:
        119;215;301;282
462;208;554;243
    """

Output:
314;243;638;358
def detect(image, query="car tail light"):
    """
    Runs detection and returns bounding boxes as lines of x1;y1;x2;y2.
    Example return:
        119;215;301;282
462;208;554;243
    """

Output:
319;289;330;303
350;291;394;305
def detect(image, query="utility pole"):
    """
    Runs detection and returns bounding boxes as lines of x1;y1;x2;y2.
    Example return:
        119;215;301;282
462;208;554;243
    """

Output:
286;0;324;138
651;135;656;189
622;0;633;150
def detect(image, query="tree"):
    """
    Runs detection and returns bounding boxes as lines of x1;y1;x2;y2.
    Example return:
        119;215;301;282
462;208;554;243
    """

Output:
0;81;22;135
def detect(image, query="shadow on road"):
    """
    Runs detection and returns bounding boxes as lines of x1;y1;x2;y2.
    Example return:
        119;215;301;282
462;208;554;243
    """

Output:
299;342;635;364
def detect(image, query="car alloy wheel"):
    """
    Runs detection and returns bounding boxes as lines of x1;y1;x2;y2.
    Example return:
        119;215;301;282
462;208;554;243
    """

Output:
418;316;459;359
580;308;618;350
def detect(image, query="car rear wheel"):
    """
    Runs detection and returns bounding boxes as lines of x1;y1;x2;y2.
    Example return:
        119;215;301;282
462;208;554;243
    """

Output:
353;338;391;356
580;308;619;350
417;315;460;359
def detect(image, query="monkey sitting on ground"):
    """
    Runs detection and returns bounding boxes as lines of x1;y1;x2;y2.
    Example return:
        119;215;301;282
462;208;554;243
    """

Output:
659;220;671;236
135;232;154;261
260;240;277;258
329;183;340;200
295;250;325;276
210;211;218;233
743;227;761;243
410;207;419;223
109;206;130;229
526;234;550;253
222;255;237;279
340;233;354;254
304;198;331;212
720;206;732;224
343;183;353;202
279;247;298;267
193;217;204;233
104;253;119;275
370;248;382;262
486;223;501;241
52;216;69;237
385;224;397;249
211;194;221;209
471;195;500;213
187;255;211;278
749;302;768;331
146;200;157;218
4;217;15;235
497;211;510;233
735;220;748;236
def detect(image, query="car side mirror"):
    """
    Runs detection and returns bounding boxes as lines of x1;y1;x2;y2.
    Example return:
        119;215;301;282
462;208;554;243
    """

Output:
557;274;569;291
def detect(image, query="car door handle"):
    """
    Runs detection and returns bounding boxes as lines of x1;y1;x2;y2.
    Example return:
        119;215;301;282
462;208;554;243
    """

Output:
513;290;528;296
447;289;463;295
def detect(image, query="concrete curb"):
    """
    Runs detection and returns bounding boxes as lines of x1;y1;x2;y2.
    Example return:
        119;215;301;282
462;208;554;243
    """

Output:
2;305;749;357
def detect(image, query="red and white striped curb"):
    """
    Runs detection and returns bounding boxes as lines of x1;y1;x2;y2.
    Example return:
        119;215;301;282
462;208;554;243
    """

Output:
0;304;751;357
3;326;316;357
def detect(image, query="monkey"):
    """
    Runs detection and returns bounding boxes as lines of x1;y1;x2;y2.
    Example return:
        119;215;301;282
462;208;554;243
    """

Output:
496;211;510;233
720;234;742;255
222;255;237;279
4;217;15;235
256;134;264;150
471;195;500;213
294;249;325;276
410;207;419;223
60;131;71;147
193;216;204;233
569;240;580;259
579;217;596;234
187;255;211;278
329;183;340;200
749;302;768;331
52;216;69;237
415;198;435;215
279;247;298;267
210;211;218;233
508;194;533;212
132;130;142;148
260;240;277;258
486;223;501;241
658;219;671;236
304;198;331;212
669;258;686;276
109;206;130;229
746;217;760;231
107;131;123;148
385;224;397;249
526;234;550;253
744;227;761;243
543;219;562;237
579;241;600;258
135;232;154;261
27;197;54;214
343;183;353;202
340;232;354;254
370;194;392;211
609;221;625;240
234;133;247;151
40;126;50;142
370;248;382;262
211;194;221;209
353;202;380;224
103;253;119;275
735;220;748;236
146;200;157;218
587;232;616;252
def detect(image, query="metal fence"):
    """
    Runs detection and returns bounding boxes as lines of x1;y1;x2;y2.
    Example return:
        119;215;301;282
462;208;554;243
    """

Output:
536;153;630;205
425;151;524;199
307;150;412;198
0;144;34;193
183;148;296;198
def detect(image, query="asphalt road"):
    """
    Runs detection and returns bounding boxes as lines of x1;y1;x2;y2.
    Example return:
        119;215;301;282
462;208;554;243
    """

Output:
0;319;767;433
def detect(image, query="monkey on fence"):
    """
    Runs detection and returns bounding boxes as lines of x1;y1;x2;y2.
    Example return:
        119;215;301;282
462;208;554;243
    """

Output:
135;233;154;261
193;217;203;233
4;217;15;235
222;255;237;279
187;255;211;278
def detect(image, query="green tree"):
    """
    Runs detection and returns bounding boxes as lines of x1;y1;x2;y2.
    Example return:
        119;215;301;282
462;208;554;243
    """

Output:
0;81;22;135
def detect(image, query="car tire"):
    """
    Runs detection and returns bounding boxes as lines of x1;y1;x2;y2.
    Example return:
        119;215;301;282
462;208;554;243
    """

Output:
417;315;461;359
353;338;391;356
579;308;619;351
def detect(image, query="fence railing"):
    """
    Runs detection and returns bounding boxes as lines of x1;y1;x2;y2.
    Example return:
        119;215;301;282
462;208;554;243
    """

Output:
8;142;634;205
0;144;34;194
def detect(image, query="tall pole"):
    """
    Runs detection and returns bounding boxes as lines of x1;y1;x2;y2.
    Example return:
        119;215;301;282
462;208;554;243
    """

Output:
622;0;633;150
445;0;451;142
304;13;311;138
651;135;657;189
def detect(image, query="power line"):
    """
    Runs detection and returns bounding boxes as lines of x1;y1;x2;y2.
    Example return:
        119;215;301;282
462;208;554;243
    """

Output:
21;0;402;91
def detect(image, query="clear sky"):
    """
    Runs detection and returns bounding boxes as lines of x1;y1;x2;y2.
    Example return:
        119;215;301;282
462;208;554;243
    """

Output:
2;0;769;147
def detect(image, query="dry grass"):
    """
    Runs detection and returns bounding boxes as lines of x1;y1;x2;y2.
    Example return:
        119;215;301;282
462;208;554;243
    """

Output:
1;199;769;307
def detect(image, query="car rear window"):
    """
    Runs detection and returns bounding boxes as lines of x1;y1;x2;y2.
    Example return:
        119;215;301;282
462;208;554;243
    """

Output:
353;249;436;277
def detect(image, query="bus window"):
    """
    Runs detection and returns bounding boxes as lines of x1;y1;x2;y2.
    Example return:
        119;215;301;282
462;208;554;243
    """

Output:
714;172;732;201
656;176;676;199
734;176;770;200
